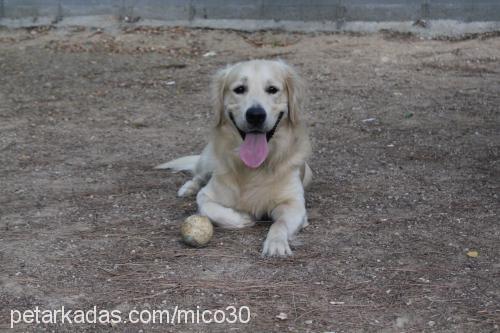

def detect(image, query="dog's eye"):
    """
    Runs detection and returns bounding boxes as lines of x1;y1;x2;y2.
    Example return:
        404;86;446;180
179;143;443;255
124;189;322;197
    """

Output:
266;86;279;94
233;85;246;94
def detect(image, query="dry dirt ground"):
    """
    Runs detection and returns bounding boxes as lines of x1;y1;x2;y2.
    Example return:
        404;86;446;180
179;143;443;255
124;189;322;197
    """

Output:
0;26;499;332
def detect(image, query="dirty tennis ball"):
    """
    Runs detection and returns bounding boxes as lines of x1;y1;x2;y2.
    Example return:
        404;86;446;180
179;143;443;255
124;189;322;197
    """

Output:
180;215;213;247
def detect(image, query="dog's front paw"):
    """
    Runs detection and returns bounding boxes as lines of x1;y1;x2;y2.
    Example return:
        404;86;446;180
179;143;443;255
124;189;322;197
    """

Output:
237;213;256;228
262;236;292;257
177;180;200;197
220;212;255;229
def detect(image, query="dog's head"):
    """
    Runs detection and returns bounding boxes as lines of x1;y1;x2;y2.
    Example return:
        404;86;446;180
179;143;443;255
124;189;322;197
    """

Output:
212;60;304;168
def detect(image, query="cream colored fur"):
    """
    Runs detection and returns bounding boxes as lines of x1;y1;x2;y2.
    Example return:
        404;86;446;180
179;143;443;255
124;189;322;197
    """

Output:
157;59;312;256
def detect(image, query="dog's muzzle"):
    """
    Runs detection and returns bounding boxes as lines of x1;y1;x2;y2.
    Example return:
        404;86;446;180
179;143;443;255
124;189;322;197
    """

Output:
229;111;285;141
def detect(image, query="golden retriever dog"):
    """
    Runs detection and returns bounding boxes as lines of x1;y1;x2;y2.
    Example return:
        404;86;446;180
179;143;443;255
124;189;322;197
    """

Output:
156;59;312;256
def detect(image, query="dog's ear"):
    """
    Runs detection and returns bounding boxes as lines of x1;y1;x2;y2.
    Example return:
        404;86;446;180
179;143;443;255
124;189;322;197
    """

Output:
280;61;305;125
212;65;231;127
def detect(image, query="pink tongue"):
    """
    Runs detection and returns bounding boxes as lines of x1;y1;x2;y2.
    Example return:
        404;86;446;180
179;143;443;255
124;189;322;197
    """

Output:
239;133;269;168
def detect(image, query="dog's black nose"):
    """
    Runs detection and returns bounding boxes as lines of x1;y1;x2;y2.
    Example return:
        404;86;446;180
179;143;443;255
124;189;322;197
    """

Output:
245;106;266;127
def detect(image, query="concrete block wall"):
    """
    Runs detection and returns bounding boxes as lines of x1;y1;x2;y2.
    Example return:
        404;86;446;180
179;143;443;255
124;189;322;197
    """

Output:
1;1;500;35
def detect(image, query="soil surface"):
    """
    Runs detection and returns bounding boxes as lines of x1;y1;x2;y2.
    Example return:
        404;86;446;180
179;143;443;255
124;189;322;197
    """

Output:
0;26;499;332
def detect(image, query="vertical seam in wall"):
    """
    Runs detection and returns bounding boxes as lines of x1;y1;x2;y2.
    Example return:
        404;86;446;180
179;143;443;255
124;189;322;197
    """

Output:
54;1;63;23
335;0;346;30
421;0;430;20
188;0;195;21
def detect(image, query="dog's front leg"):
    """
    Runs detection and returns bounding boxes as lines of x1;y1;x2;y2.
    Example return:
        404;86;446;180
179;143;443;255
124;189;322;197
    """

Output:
197;186;254;229
262;197;307;257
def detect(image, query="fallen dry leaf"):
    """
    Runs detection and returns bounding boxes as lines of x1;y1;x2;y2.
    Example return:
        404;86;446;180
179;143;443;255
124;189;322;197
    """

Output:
466;250;479;258
276;312;288;320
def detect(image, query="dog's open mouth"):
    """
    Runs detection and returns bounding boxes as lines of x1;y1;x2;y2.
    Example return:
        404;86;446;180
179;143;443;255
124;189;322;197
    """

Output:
229;111;284;169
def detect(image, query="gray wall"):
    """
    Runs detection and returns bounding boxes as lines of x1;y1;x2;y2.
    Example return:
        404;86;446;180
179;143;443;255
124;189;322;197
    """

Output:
2;0;500;23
